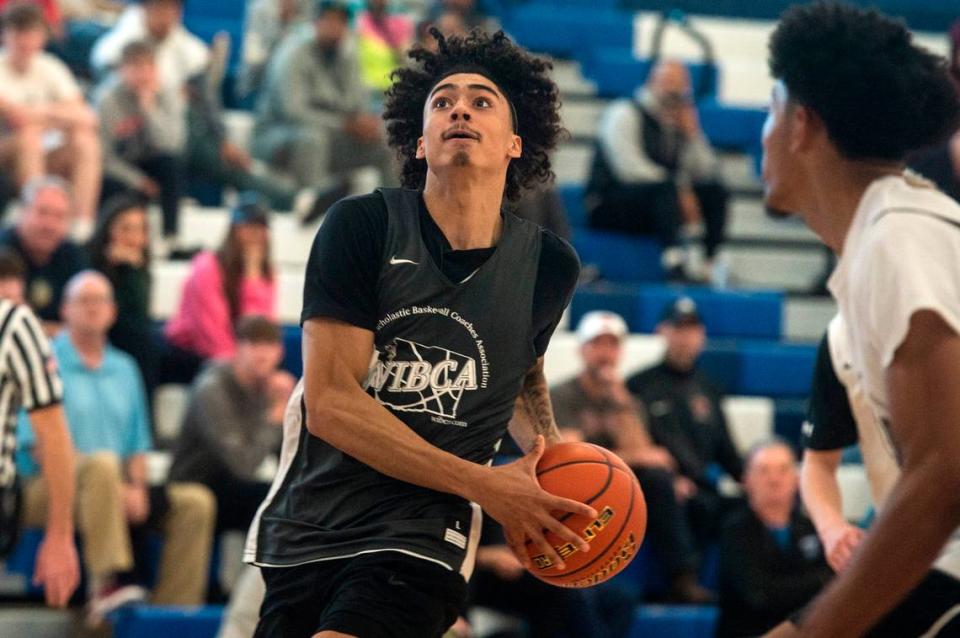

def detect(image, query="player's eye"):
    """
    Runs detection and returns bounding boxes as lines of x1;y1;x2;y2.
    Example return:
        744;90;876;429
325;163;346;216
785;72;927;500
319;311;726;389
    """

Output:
474;97;492;108
433;97;451;109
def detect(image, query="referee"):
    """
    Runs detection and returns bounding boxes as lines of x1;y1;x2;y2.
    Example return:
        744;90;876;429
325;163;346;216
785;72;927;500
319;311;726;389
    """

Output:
0;293;79;607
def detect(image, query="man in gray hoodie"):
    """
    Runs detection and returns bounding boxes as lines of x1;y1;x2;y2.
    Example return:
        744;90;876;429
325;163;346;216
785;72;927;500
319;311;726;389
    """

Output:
252;0;396;194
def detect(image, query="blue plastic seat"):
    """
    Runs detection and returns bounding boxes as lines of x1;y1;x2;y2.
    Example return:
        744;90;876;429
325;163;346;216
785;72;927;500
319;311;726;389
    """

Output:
502;5;633;58
110;606;225;638
573;231;665;283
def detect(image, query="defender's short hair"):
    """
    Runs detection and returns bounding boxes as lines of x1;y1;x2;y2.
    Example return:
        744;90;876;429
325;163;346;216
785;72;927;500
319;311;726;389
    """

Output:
769;2;960;161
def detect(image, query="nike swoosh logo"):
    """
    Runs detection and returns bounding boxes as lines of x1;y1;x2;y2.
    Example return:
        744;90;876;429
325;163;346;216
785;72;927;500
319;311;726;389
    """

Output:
389;256;418;266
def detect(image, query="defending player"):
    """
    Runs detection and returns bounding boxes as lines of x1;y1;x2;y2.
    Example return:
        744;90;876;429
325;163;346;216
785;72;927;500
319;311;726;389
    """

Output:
761;3;960;635
244;28;597;638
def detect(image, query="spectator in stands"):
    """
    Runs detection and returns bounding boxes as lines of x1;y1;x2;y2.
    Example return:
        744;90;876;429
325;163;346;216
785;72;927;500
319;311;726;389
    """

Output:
87;193;156;391
415;13;466;54
169;316;294;534
252;0;396;210
716;440;831;637
627;297;743;545
96;40;187;248
585;60;728;283
183;70;304;215
430;0;498;34
551;310;714;603
0;246;26;303
90;0;208;94
47;1;123;81
17;271;215;621
161;193;277;381
0;0;60;34
0;1;101;234
0;176;89;330
238;0;311;98
356;0;413;94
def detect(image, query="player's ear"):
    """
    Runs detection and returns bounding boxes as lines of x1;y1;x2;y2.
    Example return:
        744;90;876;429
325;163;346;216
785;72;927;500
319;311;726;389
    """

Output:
415;136;426;160
789;104;819;153
507;134;522;159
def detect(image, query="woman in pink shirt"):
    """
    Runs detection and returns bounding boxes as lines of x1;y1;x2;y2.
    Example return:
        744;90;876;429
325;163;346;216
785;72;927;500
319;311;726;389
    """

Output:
163;194;276;379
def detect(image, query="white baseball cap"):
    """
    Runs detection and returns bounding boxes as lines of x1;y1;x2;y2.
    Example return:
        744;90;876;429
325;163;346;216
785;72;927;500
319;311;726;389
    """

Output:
576;311;629;344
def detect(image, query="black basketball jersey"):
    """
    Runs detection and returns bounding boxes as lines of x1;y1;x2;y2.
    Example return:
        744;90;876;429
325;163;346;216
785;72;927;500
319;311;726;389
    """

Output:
247;188;542;575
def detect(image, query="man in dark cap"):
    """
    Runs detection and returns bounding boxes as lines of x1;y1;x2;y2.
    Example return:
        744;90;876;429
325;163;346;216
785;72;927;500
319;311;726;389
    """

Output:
628;297;744;545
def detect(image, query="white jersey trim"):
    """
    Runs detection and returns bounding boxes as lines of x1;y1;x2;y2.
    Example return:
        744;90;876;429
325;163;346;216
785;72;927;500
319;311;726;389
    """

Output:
252;547;455;573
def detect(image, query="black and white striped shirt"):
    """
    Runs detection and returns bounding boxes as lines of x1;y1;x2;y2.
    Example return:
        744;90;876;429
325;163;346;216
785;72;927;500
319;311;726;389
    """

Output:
0;300;63;487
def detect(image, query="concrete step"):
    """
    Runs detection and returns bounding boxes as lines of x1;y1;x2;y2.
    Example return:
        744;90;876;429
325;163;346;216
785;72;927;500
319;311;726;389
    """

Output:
0;608;78;638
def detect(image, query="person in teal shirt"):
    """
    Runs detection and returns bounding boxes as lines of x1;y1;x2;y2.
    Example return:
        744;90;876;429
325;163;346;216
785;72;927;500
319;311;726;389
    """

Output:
17;270;215;625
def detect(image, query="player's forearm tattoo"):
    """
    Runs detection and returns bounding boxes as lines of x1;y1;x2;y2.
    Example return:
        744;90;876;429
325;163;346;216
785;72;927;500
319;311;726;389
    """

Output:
518;362;562;443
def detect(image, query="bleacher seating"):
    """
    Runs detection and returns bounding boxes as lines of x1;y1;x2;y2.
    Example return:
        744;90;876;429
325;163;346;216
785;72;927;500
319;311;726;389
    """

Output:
571;283;784;340
501;5;633;58
109;606;224;638
578;48;719;101
628;604;718;638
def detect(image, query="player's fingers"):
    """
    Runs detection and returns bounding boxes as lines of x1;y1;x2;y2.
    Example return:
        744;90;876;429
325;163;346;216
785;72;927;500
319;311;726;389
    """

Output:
504;529;531;569
540;513;590;553
548;494;598;520
528;526;566;572
522;435;546;468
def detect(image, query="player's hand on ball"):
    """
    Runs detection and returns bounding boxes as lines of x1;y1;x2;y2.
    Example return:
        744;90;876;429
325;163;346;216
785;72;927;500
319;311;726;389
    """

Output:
822;522;866;573
475;435;597;571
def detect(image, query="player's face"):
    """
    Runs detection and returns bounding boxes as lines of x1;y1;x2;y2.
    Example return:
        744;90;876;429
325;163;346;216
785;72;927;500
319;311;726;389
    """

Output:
418;73;522;174
745;445;798;510
63;277;117;336
761;81;807;219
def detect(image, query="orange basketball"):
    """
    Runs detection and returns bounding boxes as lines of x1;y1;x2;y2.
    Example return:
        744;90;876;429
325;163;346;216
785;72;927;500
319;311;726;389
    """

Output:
526;441;647;588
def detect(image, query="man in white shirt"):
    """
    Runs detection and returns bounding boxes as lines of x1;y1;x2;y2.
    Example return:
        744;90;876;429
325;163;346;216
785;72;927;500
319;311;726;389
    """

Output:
0;2;101;232
761;3;960;636
90;0;208;96
585;60;727;282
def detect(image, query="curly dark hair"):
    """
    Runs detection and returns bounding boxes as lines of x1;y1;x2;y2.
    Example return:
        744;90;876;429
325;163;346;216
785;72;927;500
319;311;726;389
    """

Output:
769;2;960;161
383;29;564;202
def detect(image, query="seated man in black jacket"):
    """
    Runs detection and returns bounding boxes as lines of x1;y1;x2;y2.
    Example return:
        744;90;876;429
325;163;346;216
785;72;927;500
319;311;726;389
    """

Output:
628;297;743;546
716;439;832;638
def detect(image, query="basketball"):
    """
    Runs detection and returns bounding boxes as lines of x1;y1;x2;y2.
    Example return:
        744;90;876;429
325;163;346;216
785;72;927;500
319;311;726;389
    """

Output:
526;441;647;588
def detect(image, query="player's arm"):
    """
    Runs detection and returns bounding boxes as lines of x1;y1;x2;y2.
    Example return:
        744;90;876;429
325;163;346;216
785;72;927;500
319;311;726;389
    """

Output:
799;311;960;636
800;449;864;573
302;318;596;569
508;356;562;451
28;404;80;607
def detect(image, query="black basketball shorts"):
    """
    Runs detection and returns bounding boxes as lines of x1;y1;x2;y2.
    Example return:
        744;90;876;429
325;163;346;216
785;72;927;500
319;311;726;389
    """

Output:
253;552;468;638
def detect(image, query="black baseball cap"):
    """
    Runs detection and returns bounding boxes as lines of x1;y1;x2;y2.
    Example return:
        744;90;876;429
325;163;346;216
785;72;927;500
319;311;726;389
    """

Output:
660;296;702;326
315;0;350;19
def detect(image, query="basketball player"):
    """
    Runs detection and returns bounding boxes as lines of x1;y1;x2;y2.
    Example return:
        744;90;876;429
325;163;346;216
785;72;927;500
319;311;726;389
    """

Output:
244;30;598;638
761;3;960;635
789;315;960;636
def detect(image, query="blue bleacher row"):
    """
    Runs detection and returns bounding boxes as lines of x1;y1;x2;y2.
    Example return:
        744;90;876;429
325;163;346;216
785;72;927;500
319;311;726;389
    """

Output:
103;603;720;638
5;525;722;638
